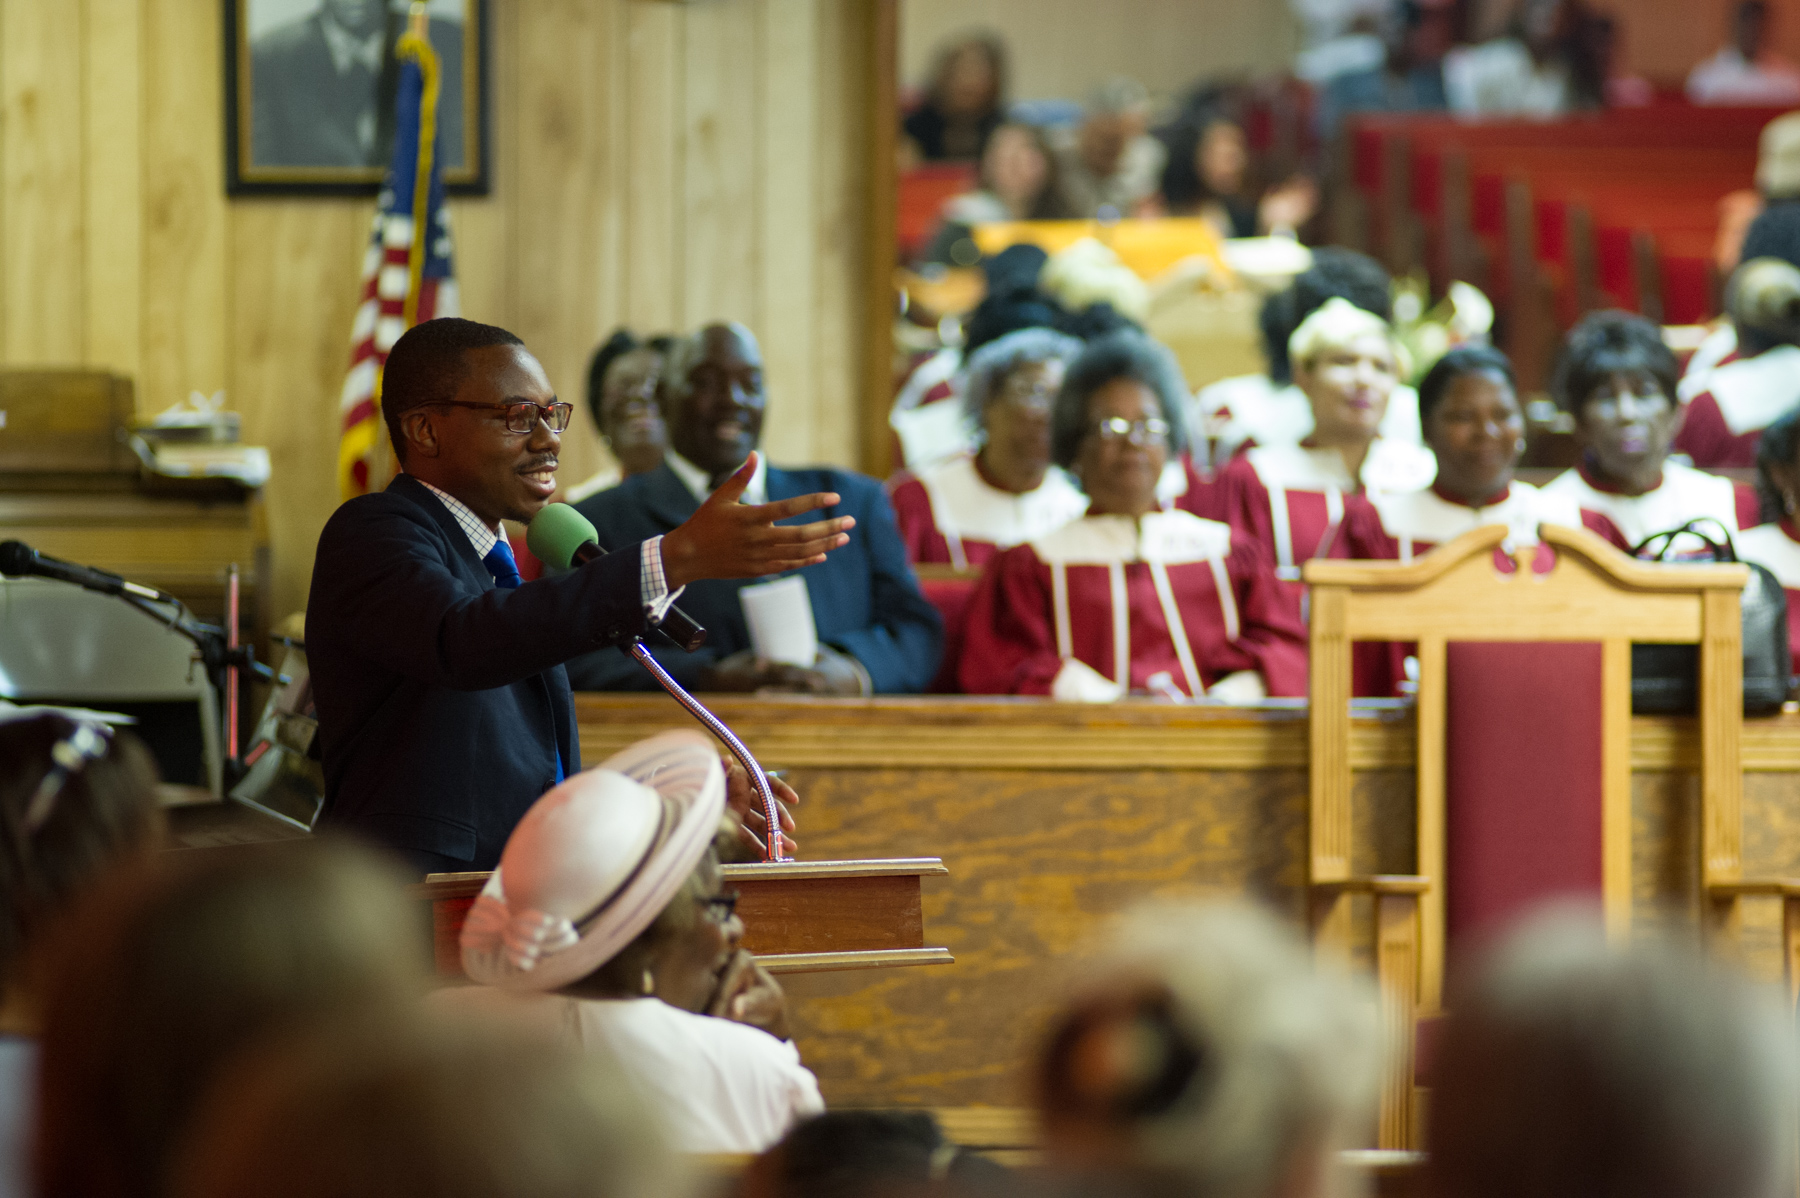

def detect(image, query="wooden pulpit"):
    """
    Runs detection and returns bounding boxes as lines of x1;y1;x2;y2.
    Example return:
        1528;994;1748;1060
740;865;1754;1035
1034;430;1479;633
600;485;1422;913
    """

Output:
414;858;952;979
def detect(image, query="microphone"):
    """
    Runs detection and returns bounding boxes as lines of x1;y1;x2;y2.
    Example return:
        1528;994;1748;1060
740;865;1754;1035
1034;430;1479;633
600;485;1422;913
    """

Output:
526;504;707;652
0;540;171;602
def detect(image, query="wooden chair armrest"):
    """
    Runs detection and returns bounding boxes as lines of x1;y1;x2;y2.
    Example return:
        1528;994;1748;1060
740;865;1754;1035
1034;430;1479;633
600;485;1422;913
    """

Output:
1707;879;1800;898
1312;875;1431;896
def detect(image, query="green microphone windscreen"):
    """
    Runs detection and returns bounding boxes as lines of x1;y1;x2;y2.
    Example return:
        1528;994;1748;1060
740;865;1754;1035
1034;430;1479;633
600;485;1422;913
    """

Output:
526;503;600;570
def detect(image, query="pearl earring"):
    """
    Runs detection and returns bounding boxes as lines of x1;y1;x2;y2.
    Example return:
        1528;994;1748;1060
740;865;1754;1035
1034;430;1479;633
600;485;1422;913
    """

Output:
641;968;655;995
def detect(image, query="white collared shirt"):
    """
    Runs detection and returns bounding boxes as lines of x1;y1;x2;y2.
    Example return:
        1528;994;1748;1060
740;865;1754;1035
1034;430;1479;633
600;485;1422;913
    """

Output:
412;476;677;613
665;449;768;506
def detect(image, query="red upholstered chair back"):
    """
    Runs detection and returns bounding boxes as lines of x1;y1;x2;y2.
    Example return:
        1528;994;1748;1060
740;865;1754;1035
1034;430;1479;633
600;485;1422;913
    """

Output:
896;164;978;260
915;566;980;693
1444;642;1604;950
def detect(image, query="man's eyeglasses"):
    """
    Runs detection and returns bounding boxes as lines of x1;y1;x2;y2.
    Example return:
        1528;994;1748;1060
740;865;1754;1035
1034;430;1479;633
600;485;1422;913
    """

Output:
1092;416;1171;447
701;892;739;922
427;400;573;434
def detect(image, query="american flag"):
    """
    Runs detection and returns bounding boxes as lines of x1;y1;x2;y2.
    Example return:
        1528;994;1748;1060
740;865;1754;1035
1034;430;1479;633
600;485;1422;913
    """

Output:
336;11;459;500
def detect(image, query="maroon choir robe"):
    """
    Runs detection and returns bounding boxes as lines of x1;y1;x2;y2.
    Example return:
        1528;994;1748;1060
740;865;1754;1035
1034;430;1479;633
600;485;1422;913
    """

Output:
1737;519;1800;678
1212;439;1438;598
958;509;1308;700
1673;341;1800;469
1541;460;1760;554
888;455;1088;569
1340;480;1586;696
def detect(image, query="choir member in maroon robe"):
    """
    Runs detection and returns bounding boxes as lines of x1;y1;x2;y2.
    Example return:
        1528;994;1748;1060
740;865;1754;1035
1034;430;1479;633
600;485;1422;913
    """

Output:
1345;345;1584;562
1737;406;1800;676
889;328;1089;569
1211;298;1435;589
1343;345;1585;696
1674;210;1800;469
1542;312;1760;554
959;331;1307;702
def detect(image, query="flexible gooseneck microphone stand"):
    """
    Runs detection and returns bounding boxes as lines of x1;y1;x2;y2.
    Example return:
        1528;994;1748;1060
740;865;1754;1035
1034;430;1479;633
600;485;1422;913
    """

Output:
624;638;790;863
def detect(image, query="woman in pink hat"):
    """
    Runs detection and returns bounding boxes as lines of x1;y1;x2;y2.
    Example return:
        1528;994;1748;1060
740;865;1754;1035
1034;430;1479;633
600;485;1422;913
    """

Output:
448;730;823;1154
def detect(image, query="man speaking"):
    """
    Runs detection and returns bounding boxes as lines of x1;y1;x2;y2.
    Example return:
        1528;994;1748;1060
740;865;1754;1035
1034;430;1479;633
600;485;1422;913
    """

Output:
306;319;849;874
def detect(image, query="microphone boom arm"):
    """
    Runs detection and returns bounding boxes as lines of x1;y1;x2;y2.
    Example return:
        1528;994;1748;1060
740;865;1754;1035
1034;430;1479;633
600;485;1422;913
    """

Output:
624;639;789;863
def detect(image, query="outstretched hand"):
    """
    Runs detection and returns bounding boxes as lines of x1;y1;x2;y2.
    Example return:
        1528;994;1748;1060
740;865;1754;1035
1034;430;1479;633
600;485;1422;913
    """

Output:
659;453;855;589
724;758;798;857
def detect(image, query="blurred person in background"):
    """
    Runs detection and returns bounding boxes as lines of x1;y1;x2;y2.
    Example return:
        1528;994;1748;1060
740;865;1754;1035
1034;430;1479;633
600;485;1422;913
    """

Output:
1429;905;1798;1198
959;332;1306;703
34;841;425;1198
1034;898;1380;1198
1678;211;1800;468
566;329;673;503
1053;78;1167;220
1150;112;1319;239
1314;1;1453;139
889;328;1089;570
1213;299;1435;594
1542;311;1760;551
1737;404;1800;679
176;1017;677;1198
451;733;823;1154
923;123;1070;267
1443;0;1605;117
1190;247;1423;477
902;32;1008;165
1688;0;1800;107
0;714;164;1198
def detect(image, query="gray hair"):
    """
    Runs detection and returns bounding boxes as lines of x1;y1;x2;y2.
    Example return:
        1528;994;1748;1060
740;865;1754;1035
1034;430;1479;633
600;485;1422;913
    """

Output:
659;321;757;399
1051;330;1192;471
1429;905;1799;1198
1039;899;1382;1198
961;327;1083;433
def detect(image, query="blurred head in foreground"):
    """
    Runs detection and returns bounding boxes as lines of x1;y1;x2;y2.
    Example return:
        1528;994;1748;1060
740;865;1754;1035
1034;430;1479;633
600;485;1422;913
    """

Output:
743;1109;1019;1198
1429;905;1798;1198
0;713;163;1023
34;841;425;1198
175;1015;676;1198
1035;899;1381;1198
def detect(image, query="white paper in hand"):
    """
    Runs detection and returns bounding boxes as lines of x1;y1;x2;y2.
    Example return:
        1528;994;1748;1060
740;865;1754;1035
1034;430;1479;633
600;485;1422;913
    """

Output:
738;575;818;667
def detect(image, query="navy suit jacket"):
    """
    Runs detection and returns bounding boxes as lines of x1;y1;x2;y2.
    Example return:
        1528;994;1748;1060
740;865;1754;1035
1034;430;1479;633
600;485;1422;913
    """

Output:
306;475;649;867
566;463;943;693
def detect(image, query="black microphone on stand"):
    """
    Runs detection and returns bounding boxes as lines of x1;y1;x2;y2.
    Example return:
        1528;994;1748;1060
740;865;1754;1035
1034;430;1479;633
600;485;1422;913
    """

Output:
0;540;174;602
527;503;789;861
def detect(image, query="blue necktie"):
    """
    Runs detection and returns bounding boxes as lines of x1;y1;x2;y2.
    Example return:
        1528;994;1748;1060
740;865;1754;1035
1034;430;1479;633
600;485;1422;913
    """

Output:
483;540;522;589
481;540;560;781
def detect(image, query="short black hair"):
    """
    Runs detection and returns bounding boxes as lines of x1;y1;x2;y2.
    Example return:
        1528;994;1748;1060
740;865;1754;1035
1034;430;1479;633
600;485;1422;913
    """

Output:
770;1110;1013;1197
1055;300;1144;342
962;290;1064;360
1264;247;1393;384
381;318;524;462
1551;310;1678;415
1755;403;1800;522
1740;200;1800;272
1052;330;1191;473
1417;344;1518;424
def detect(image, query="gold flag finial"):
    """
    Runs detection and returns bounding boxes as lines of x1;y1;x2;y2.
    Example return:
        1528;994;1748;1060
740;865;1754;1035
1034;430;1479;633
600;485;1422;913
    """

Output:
407;1;429;41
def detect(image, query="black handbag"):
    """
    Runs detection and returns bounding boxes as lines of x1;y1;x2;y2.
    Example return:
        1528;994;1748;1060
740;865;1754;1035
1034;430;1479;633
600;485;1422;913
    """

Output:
1628;518;1793;716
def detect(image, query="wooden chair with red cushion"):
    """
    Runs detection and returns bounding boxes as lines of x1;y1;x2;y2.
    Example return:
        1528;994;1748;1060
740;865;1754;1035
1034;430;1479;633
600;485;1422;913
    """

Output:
1303;523;1800;1151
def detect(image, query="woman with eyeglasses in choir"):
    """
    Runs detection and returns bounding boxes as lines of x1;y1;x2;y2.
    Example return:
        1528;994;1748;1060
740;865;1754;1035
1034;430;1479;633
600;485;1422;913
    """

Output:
958;331;1306;702
888;328;1090;570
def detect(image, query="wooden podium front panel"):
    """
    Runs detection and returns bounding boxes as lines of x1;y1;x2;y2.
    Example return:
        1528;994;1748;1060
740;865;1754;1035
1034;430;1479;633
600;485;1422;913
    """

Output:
571;694;1800;1111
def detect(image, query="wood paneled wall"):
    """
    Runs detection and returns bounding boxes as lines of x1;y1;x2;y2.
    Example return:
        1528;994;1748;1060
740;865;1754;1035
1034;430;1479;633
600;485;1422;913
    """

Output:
0;0;873;621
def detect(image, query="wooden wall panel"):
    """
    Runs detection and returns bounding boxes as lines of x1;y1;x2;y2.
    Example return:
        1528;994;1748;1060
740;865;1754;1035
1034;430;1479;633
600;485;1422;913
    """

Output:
0;0;873;623
2;0;86;365
82;0;141;378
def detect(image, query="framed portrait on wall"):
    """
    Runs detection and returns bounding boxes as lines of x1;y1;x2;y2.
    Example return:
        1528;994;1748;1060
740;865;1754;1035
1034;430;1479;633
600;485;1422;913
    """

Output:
225;0;489;195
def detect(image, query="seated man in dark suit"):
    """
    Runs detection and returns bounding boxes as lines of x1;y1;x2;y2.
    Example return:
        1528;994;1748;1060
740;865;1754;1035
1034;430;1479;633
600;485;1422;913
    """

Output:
307;318;848;874
568;323;943;694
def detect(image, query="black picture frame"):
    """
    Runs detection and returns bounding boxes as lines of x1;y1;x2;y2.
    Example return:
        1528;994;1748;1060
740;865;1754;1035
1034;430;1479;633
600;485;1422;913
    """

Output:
224;0;489;196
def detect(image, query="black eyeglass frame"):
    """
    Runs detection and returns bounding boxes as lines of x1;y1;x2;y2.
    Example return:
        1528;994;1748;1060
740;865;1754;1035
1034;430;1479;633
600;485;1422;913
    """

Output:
425;399;574;435
700;892;740;922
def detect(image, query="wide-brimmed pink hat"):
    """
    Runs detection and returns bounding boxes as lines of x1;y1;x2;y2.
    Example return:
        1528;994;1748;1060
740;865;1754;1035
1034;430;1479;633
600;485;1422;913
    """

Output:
460;729;726;992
